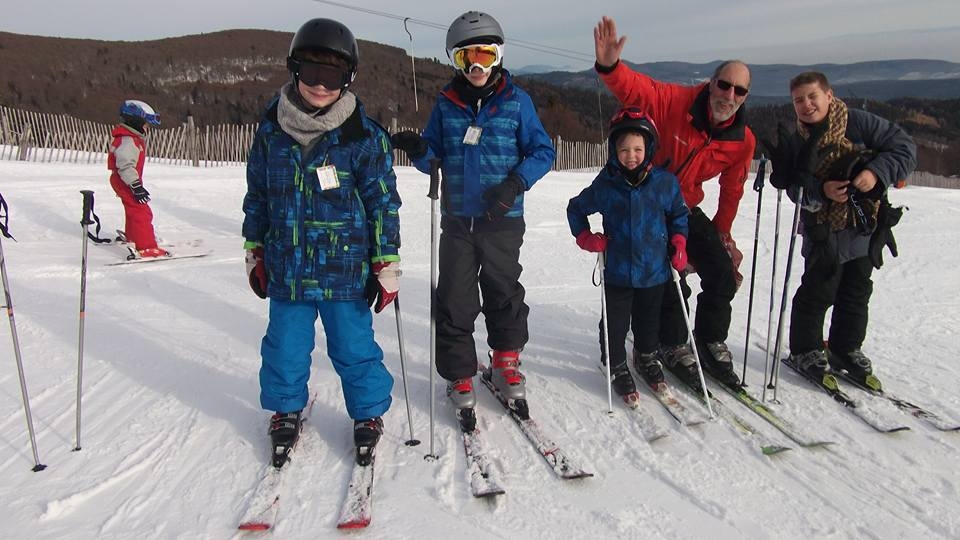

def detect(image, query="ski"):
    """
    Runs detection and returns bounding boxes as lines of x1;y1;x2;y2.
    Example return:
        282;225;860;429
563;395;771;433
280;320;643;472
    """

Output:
237;397;316;531
661;369;792;455
834;371;960;432
479;363;593;480
336;455;376;529
645;380;709;427
105;248;211;266
597;365;670;442
781;357;910;433
461;425;507;497
715;383;834;448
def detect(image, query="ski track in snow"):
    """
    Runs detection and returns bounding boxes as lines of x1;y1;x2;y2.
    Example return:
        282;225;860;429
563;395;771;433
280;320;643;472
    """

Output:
0;160;959;539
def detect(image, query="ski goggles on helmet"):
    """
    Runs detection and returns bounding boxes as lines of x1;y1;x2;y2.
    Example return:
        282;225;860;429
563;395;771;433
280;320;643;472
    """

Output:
287;58;353;90
450;43;503;73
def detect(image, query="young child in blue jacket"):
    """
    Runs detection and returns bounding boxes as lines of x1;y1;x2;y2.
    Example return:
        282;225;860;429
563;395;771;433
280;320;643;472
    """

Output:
242;18;401;467
391;11;555;430
567;108;689;405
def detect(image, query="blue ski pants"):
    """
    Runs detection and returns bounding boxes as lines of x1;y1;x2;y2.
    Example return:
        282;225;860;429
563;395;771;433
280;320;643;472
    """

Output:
259;298;393;420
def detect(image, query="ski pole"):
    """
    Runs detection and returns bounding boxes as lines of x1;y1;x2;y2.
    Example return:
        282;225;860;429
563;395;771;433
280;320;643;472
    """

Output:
75;190;95;451
0;193;47;471
762;189;784;401
596;253;614;414
671;267;714;418
741;156;767;386
393;296;420;447
768;187;804;403
425;158;441;461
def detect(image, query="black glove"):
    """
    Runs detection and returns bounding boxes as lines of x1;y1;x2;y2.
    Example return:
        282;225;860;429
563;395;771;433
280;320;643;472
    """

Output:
482;175;524;221
390;131;428;160
868;201;905;269
762;123;821;190
130;180;151;204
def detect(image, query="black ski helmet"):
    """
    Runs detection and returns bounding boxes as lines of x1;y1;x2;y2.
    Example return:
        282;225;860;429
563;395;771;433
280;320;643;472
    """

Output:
287;18;359;88
609;107;659;169
445;11;505;53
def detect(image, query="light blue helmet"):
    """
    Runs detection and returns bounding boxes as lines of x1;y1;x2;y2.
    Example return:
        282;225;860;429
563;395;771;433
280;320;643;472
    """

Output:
119;99;161;126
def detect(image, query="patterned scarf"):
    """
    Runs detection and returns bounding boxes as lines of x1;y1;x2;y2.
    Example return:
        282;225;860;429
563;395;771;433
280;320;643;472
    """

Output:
797;98;878;231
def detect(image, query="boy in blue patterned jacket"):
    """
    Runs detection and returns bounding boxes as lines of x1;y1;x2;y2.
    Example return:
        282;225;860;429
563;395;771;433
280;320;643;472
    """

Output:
242;19;401;467
391;11;555;430
567;109;689;406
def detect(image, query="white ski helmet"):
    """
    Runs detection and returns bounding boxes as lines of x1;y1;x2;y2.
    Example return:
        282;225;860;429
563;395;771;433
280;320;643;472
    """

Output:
445;11;504;53
119;100;161;126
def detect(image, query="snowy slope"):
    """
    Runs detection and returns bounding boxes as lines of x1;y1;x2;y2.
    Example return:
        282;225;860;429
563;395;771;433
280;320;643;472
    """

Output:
0;159;958;540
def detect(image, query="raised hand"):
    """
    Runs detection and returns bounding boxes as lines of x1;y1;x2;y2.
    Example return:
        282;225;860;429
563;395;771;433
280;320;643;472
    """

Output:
594;16;627;69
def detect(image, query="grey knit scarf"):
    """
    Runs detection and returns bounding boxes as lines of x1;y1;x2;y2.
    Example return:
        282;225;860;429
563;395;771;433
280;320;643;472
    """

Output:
277;83;357;150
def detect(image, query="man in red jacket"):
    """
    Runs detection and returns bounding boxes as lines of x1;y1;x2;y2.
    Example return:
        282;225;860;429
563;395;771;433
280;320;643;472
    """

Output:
593;16;757;390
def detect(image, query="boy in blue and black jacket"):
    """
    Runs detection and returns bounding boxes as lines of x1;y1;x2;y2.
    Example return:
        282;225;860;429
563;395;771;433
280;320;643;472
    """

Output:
242;18;401;467
567;108;690;404
392;11;555;428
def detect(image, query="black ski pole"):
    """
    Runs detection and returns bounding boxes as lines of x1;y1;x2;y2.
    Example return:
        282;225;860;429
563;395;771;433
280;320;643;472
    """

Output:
0;193;47;471
393;296;420;447
425;158;441;461
75;190;95;451
741;156;767;386
766;187;804;404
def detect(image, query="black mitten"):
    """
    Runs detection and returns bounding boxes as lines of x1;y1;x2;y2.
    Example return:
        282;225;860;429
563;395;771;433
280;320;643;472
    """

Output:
130;180;151;204
482;175;524;220
868;202;905;269
390;131;428;160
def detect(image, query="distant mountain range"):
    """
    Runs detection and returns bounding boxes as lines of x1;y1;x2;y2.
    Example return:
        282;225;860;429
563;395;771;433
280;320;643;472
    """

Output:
525;59;960;101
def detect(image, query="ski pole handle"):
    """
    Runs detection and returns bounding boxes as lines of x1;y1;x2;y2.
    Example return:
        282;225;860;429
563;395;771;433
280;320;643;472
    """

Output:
80;190;95;226
427;159;441;201
753;156;767;193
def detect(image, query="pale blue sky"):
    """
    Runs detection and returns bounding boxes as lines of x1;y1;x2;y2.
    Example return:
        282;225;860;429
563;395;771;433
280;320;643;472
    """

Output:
3;0;960;69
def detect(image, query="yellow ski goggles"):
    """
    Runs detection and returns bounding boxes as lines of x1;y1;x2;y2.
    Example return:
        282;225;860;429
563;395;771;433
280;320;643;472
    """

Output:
450;43;504;72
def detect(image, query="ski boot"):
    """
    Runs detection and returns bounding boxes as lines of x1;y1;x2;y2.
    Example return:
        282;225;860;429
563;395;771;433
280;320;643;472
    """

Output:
828;349;882;391
447;377;477;432
633;350;665;389
610;363;640;409
353;417;383;466
269;410;303;469
695;340;742;390
660;344;704;394
789;349;829;381
485;350;529;419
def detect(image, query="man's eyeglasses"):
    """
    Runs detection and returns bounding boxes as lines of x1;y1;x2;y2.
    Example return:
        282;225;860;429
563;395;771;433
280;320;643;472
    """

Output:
287;58;353;90
714;79;750;97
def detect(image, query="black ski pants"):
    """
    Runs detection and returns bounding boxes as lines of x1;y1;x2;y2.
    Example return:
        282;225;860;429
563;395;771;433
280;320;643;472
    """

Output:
790;254;874;355
435;215;529;381
599;282;667;369
659;207;738;347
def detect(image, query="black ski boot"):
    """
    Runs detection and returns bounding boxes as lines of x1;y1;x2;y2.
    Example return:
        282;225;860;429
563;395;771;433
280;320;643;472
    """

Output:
353;417;383;466
828;349;882;391
610;364;640;408
660;344;704;394
269;410;303;469
632;350;665;389
695;339;742;390
789;349;829;381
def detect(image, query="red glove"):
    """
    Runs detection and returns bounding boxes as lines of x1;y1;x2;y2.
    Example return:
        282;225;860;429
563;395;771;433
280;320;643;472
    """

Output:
245;246;267;299
669;234;688;272
718;232;744;290
576;230;608;253
366;261;400;313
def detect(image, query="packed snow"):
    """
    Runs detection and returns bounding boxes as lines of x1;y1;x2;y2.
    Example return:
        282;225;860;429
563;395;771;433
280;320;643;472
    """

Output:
1;158;958;539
